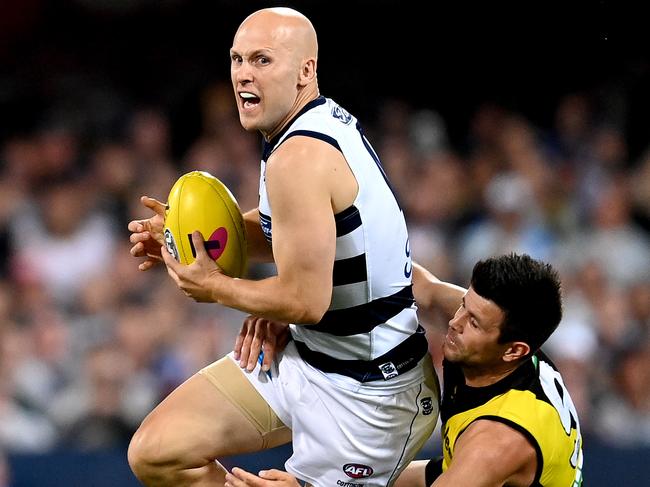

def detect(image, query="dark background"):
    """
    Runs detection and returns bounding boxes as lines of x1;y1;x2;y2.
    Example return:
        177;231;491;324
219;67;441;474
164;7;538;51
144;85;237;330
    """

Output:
2;0;649;161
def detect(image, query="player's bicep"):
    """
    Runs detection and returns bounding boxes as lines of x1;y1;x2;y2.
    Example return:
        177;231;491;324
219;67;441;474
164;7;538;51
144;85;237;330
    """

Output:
433;420;536;487
265;139;337;319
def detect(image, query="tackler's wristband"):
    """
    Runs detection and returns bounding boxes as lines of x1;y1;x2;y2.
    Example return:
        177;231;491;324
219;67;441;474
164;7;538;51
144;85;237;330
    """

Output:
424;456;443;486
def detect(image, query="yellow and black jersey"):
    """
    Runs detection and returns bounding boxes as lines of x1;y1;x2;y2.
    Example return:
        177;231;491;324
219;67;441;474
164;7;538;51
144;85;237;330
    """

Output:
440;351;583;486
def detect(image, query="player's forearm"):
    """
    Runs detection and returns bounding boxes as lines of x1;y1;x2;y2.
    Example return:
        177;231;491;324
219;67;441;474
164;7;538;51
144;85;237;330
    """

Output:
412;262;465;318
394;460;429;487
209;274;330;324
431;469;503;487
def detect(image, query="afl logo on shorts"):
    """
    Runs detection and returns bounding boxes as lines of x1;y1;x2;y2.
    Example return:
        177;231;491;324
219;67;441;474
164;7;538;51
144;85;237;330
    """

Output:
332;105;352;124
343;464;374;479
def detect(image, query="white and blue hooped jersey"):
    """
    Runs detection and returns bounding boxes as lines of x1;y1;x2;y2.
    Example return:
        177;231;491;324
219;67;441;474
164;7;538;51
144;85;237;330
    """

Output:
258;96;428;388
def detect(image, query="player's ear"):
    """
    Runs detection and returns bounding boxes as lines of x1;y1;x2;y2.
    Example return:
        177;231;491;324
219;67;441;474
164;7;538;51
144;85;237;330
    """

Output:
299;58;316;86
503;341;530;362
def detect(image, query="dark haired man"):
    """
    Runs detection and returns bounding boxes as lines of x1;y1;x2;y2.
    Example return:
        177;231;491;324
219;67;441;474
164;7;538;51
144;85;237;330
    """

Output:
397;253;583;486
226;253;584;487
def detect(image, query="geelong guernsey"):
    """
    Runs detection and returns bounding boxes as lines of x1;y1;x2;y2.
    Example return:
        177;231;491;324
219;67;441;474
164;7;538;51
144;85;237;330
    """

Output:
258;96;428;387
440;351;584;486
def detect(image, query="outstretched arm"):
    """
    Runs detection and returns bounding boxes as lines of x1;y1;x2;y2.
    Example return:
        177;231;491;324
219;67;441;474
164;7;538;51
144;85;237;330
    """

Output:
412;262;466;319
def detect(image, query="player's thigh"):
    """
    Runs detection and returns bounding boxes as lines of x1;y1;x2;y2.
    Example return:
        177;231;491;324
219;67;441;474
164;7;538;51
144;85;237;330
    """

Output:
135;357;289;460
199;355;290;450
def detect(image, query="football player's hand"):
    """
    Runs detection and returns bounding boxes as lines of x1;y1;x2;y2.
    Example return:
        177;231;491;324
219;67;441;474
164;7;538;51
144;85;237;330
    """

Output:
225;468;301;487
162;231;224;302
234;316;290;372
128;196;167;271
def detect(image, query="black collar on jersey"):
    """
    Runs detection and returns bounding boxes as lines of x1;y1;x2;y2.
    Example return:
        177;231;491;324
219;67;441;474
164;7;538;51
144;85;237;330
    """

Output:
262;96;327;161
441;354;538;422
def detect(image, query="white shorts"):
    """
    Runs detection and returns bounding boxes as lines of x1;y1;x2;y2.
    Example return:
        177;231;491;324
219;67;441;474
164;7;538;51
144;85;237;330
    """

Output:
233;341;439;487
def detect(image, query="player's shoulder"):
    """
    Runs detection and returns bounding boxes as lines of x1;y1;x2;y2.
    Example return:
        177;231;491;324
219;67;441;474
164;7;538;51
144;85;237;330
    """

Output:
266;97;354;172
288;96;357;133
267;134;345;182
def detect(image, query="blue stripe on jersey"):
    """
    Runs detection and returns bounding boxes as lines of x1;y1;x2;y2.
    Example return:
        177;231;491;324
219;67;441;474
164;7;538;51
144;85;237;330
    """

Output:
283;130;341;152
332;254;367;286
258;203;361;244
293;325;428;382
310;285;415;336
335;205;362;237
259;211;272;243
259;205;361;242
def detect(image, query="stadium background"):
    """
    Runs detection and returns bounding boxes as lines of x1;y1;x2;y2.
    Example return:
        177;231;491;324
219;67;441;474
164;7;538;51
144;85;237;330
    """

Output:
1;0;649;485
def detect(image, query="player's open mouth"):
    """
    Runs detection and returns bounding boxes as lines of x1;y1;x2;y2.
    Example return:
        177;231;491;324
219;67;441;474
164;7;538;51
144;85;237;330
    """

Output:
445;331;458;347
239;92;260;109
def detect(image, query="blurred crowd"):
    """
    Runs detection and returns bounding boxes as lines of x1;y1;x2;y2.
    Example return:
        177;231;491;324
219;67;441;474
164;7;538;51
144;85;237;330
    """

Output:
0;74;649;468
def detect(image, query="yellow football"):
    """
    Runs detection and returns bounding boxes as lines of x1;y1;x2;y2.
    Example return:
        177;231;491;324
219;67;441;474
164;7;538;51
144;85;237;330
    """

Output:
163;170;247;278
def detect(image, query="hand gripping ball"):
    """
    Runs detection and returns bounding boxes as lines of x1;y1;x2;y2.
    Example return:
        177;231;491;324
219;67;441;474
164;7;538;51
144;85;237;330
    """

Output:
163;171;247;278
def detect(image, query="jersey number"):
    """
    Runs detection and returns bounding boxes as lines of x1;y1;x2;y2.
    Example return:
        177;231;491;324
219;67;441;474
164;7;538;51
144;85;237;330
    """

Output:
539;361;583;484
404;238;412;278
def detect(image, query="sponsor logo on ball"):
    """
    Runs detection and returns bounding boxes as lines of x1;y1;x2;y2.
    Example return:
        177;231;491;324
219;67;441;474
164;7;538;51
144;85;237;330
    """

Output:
164;228;180;262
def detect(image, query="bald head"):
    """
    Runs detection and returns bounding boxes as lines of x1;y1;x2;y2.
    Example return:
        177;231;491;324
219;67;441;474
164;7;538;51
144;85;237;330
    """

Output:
236;7;318;61
230;7;320;138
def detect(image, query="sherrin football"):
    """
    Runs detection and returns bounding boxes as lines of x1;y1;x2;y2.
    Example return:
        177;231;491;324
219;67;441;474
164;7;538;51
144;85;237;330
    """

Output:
163;171;247;278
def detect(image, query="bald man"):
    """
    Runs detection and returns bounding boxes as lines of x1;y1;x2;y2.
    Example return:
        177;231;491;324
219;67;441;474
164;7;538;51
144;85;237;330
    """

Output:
127;8;439;487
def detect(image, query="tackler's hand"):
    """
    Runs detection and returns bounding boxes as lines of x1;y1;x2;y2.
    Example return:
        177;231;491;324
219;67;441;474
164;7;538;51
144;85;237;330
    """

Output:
234;316;290;372
225;467;302;487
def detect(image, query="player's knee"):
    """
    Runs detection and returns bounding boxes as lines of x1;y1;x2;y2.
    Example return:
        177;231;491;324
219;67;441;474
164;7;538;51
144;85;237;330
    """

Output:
128;422;176;484
129;414;217;485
